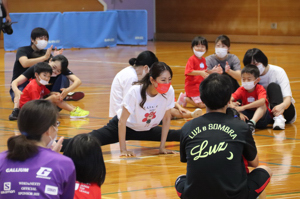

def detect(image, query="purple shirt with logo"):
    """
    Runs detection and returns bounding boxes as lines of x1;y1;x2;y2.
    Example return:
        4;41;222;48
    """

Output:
0;147;76;198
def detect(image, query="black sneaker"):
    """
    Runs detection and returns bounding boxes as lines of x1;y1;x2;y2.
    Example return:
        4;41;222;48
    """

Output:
247;121;256;134
9;108;20;121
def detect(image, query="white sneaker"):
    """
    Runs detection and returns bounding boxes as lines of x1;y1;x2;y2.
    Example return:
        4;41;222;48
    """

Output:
273;115;286;130
191;108;202;118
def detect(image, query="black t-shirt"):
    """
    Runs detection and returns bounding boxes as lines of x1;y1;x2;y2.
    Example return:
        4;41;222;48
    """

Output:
22;64;73;90
180;112;257;199
11;46;47;82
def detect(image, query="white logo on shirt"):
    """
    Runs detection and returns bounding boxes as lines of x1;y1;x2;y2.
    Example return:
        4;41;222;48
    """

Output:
200;63;205;69
3;182;11;191
45;185;58;195
36;167;52;179
75;183;79;190
247;96;255;103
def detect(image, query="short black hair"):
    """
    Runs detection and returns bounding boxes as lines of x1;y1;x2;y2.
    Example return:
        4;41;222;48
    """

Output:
191;36;208;51
200;73;232;110
34;62;52;75
215;35;230;48
63;134;106;187
241;64;260;79
243;48;268;67
30;27;49;44
129;51;158;68
51;55;69;74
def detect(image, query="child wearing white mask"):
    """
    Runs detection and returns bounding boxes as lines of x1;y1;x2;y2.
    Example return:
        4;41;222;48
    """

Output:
243;48;296;130
178;36;208;109
206;35;241;92
230;65;272;134
19;62;89;118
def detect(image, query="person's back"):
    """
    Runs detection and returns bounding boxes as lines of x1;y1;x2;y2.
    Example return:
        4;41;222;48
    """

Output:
180;113;254;198
176;73;272;199
0;147;75;198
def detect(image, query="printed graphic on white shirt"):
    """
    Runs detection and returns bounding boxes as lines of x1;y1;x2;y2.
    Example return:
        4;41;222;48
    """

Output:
142;111;156;127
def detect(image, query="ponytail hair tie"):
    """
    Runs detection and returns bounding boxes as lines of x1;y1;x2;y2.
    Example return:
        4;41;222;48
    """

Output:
21;132;29;137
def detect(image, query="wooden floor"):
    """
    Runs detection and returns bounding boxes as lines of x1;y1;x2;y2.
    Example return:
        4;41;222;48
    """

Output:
0;41;300;198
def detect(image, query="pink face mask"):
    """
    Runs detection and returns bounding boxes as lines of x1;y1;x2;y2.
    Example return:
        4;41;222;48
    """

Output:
154;81;171;94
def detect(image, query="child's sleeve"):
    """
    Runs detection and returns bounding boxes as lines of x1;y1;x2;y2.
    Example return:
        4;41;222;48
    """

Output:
231;87;242;101
257;85;267;100
44;88;51;96
185;57;195;75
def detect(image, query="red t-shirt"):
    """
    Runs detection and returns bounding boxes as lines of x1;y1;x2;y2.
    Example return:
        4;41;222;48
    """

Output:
19;79;50;108
74;182;101;199
232;84;271;113
184;55;207;97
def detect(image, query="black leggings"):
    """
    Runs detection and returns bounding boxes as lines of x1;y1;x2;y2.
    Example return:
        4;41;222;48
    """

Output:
267;83;296;123
61;116;181;151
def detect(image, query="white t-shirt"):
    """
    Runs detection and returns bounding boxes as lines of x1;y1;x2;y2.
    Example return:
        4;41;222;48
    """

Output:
259;64;293;100
117;84;175;131
109;66;138;117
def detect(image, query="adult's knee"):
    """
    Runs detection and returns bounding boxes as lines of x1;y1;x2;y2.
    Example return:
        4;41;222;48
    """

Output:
267;83;281;95
257;165;273;177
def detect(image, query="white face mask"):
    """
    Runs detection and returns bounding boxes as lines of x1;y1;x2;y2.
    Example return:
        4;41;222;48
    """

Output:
256;63;265;75
38;76;49;85
46;126;58;148
242;81;256;90
35;40;48;50
51;74;57;77
215;48;228;58
193;48;206;58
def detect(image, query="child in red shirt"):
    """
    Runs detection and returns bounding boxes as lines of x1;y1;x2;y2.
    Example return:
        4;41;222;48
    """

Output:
231;64;272;134
19;62;89;119
63;134;106;199
178;36;208;108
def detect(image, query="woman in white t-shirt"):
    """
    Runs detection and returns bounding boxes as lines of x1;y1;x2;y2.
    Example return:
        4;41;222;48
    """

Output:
243;48;296;130
109;51;202;119
80;62;179;156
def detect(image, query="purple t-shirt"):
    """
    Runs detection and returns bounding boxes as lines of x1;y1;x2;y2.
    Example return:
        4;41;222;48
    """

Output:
0;147;76;198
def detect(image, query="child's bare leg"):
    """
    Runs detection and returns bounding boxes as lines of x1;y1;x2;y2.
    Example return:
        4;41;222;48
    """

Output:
171;108;192;119
251;104;267;123
55;101;75;112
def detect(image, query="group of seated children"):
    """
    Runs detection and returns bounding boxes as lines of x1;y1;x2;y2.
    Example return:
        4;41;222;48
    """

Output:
9;27;89;120
178;34;294;132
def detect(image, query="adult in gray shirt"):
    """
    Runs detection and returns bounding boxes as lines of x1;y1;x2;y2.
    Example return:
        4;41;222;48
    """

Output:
206;35;241;92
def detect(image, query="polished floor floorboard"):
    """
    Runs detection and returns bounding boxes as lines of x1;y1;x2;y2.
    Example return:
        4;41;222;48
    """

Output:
0;41;300;198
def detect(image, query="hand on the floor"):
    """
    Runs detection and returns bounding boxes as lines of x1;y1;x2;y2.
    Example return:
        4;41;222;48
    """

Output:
159;148;178;154
272;105;284;116
51;136;64;153
120;150;135;157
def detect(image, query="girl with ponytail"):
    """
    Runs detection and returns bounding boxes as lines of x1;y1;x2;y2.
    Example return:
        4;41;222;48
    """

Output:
62;62;180;157
0;100;76;198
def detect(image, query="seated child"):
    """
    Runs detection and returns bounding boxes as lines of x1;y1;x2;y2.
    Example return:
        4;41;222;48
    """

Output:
231;64;272;134
178;36;208;108
19;62;89;118
63;133;106;199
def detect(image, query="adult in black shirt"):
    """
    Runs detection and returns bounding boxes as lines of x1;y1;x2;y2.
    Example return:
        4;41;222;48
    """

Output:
175;73;272;199
9;27;61;101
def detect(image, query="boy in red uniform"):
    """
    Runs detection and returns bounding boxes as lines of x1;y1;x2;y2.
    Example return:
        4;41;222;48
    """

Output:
19;62;89;118
231;64;272;134
178;36;208;108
